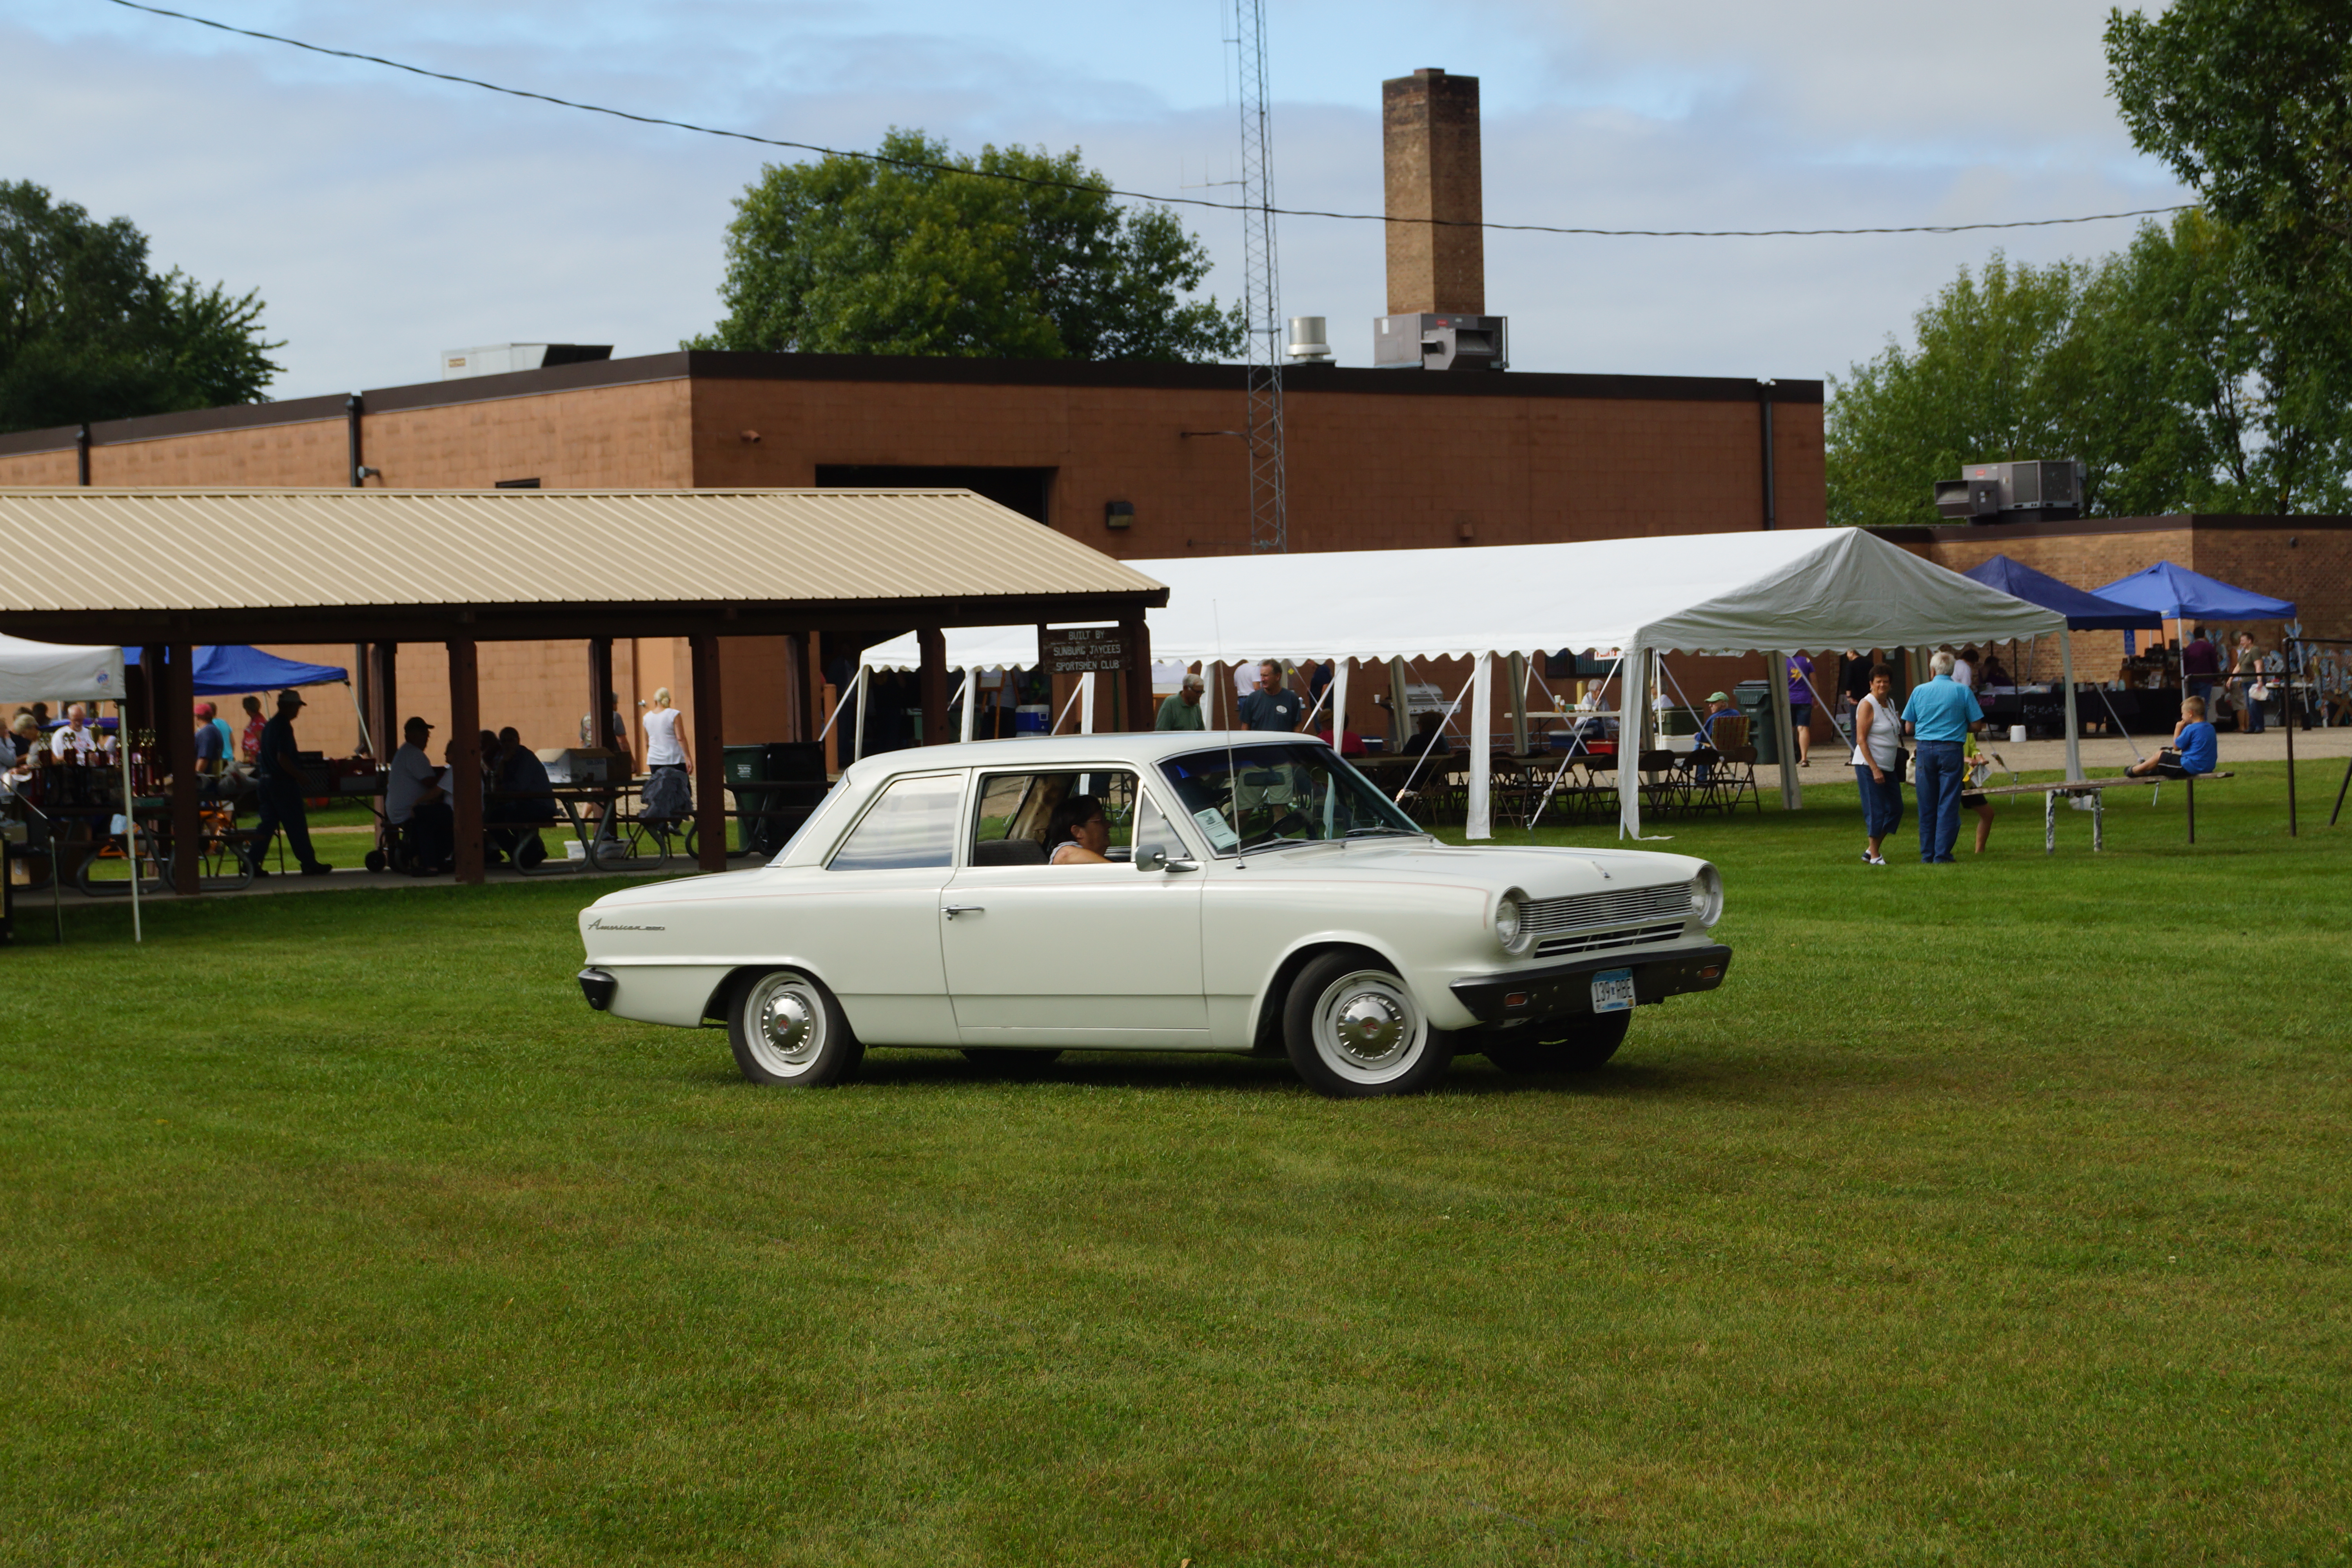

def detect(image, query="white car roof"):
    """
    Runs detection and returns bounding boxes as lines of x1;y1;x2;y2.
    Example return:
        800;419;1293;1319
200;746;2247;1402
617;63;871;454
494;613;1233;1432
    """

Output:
846;729;1328;780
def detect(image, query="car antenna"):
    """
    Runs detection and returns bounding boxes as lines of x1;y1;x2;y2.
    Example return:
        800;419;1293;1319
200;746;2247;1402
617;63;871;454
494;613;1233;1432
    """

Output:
1215;600;1244;871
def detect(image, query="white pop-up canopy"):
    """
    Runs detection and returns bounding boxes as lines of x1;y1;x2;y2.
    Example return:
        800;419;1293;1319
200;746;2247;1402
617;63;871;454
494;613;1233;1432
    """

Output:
0;633;142;939
866;528;2075;839
0;632;127;702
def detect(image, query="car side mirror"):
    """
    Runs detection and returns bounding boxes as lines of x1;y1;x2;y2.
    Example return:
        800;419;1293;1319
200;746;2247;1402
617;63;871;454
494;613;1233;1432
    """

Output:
1134;845;1168;873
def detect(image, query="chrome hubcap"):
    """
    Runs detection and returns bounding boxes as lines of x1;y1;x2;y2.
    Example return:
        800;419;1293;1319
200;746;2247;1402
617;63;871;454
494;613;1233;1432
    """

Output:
746;976;825;1073
1334;993;1404;1062
1313;971;1421;1080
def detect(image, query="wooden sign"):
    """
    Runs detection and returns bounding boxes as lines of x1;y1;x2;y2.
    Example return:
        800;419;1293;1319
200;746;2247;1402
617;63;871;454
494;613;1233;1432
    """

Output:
1042;625;1128;674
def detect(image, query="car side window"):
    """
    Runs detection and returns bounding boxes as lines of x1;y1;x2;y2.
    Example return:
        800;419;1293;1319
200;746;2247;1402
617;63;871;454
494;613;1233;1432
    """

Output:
828;773;962;871
969;769;1141;864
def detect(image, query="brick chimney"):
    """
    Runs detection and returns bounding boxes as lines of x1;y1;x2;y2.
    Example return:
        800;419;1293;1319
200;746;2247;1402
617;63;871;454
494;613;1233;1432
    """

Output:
1383;68;1484;315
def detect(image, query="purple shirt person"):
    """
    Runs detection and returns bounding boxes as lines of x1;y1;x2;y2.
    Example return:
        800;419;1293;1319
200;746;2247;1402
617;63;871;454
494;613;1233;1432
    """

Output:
1785;653;1815;765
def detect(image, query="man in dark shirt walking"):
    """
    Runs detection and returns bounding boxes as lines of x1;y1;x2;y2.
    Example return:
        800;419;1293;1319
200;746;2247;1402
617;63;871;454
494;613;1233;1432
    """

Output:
250;688;330;876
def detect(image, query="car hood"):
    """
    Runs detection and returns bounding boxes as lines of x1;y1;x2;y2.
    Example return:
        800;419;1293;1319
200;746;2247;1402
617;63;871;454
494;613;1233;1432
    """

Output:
1249;838;1707;899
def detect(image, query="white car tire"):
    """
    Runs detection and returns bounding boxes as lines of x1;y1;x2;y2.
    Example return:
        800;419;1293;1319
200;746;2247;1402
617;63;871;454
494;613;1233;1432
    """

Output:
1486;1010;1631;1074
728;969;863;1087
1282;951;1454;1098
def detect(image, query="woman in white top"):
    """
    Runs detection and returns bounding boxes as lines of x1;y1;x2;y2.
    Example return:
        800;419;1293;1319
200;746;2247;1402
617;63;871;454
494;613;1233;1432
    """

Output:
640;688;693;823
1850;662;1904;865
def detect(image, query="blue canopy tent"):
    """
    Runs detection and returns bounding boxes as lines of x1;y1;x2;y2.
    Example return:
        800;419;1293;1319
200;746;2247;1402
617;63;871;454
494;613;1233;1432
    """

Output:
123;644;348;695
1962;556;2163;630
2092;561;2295;632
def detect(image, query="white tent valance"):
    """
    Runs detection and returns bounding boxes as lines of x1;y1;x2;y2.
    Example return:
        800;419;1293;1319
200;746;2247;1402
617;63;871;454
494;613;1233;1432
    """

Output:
0;633;126;703
861;529;2078;841
866;529;2065;670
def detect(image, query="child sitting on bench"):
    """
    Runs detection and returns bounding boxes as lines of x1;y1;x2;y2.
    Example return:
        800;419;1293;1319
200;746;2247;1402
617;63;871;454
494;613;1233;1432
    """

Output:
2123;695;2218;780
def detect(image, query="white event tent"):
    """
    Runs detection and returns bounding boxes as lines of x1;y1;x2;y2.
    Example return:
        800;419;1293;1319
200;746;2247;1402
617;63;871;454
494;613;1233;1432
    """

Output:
0;633;141;940
864;528;2073;840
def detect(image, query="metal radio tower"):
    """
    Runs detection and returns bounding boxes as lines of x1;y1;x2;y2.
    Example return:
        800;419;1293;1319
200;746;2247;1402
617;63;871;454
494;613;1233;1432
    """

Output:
1233;0;1287;552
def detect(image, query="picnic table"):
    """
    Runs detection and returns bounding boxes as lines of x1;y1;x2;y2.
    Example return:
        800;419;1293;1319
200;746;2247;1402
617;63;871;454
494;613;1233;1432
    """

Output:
1973;771;2235;852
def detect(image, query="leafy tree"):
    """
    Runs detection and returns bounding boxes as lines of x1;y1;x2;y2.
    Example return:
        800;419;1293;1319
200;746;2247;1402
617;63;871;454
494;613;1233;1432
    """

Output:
1828;215;2352;527
692;129;1243;361
0;181;281;434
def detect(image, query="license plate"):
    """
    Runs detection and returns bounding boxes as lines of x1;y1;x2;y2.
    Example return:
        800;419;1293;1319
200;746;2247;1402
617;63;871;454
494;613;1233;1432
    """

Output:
1590;967;1637;1013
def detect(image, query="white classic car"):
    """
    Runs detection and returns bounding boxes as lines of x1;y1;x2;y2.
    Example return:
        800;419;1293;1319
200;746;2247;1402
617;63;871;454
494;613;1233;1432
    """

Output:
576;731;1730;1097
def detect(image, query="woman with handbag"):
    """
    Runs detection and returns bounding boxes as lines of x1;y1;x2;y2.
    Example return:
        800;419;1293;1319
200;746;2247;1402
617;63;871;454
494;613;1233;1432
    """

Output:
1851;663;1904;866
639;687;693;824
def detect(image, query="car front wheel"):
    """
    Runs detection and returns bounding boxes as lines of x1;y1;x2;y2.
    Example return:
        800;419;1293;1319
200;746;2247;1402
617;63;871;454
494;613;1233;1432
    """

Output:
729;969;863;1087
1282;952;1453;1098
1485;1010;1631;1074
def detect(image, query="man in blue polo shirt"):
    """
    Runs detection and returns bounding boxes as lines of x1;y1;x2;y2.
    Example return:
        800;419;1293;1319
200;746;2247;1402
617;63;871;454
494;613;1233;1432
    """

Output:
1900;649;1983;864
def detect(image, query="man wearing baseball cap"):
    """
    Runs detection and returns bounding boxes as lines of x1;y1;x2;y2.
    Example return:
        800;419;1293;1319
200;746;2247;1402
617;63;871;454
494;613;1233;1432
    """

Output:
250;688;331;876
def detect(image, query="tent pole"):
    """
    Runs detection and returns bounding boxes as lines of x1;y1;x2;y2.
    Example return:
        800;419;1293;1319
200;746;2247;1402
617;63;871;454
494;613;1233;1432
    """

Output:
1387;657;1410;750
1770;652;1800;810
956;671;975;743
2060;631;2083;782
852;664;868;760
1331;658;1350;751
1466;653;1492;840
120;701;140;943
1617;640;1644;841
1508;653;1530;756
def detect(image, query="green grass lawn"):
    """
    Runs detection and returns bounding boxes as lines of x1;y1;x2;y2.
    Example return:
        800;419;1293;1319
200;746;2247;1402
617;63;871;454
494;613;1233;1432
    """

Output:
4;762;2347;1565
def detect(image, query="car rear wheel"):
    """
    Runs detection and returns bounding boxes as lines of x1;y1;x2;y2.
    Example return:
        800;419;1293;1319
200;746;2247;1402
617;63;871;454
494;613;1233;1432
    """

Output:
1282;951;1453;1098
728;969;862;1087
1485;1010;1631;1074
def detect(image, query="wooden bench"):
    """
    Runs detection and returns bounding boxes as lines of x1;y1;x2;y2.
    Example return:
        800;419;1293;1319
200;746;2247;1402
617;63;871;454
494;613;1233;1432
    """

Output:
1973;772;2235;851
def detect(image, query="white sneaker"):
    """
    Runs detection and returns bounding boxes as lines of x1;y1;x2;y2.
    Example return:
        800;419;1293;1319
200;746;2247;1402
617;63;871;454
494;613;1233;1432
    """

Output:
1866;853;1887;865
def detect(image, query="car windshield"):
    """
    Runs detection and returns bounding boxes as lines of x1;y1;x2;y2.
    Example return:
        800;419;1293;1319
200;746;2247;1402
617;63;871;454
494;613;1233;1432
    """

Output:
1159;742;1424;856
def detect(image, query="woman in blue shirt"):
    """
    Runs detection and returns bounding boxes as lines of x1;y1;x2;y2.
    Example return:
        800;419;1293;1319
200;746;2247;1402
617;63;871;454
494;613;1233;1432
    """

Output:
2124;695;2218;779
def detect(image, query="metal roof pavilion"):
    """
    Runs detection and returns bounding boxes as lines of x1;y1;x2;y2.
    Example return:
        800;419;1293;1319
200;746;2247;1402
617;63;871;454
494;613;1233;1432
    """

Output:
0;487;1167;889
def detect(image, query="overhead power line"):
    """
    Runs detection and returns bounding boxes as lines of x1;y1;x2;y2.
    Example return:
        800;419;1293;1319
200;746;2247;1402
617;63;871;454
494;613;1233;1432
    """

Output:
102;0;2195;240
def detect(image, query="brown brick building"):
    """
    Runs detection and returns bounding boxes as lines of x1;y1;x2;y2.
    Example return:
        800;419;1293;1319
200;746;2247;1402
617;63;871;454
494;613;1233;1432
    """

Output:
0;353;1826;753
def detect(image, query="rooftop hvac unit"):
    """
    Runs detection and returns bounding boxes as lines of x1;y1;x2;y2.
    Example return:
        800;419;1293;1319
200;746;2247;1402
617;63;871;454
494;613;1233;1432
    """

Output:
1933;459;2083;523
1373;313;1508;371
440;343;614;380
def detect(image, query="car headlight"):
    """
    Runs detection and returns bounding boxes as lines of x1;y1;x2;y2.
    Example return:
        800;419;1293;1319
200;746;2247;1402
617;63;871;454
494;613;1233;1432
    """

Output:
1495;888;1534;955
1690;864;1724;929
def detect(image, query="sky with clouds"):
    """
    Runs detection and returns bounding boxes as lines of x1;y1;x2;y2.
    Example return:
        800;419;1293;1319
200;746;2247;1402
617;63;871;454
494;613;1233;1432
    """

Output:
4;0;2190;401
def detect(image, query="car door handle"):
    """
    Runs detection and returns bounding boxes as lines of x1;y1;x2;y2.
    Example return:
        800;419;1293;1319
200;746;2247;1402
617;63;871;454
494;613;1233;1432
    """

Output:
943;904;985;919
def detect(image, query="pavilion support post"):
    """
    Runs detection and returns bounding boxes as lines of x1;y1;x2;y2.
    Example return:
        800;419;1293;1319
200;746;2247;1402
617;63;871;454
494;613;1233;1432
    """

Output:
691;633;728;872
372;642;399;764
165;642;200;895
447;639;484;886
806;633;824;745
1332;658;1351;750
1387;658;1411;750
1769;651;1801;810
1122;616;1151;731
917;628;949;746
588;637;615;753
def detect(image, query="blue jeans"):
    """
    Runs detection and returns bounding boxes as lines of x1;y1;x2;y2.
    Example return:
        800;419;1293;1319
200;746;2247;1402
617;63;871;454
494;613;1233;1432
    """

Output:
1855;765;1903;841
1913;740;1965;863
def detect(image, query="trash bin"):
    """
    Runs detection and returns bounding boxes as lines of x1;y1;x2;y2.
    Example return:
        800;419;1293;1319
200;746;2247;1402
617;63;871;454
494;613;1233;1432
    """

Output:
1734;681;1780;765
723;745;773;855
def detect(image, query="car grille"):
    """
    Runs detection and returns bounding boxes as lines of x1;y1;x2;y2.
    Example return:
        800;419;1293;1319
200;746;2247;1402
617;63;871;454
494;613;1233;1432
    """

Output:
1535;920;1689;958
1521;882;1691;935
1521;883;1692;959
